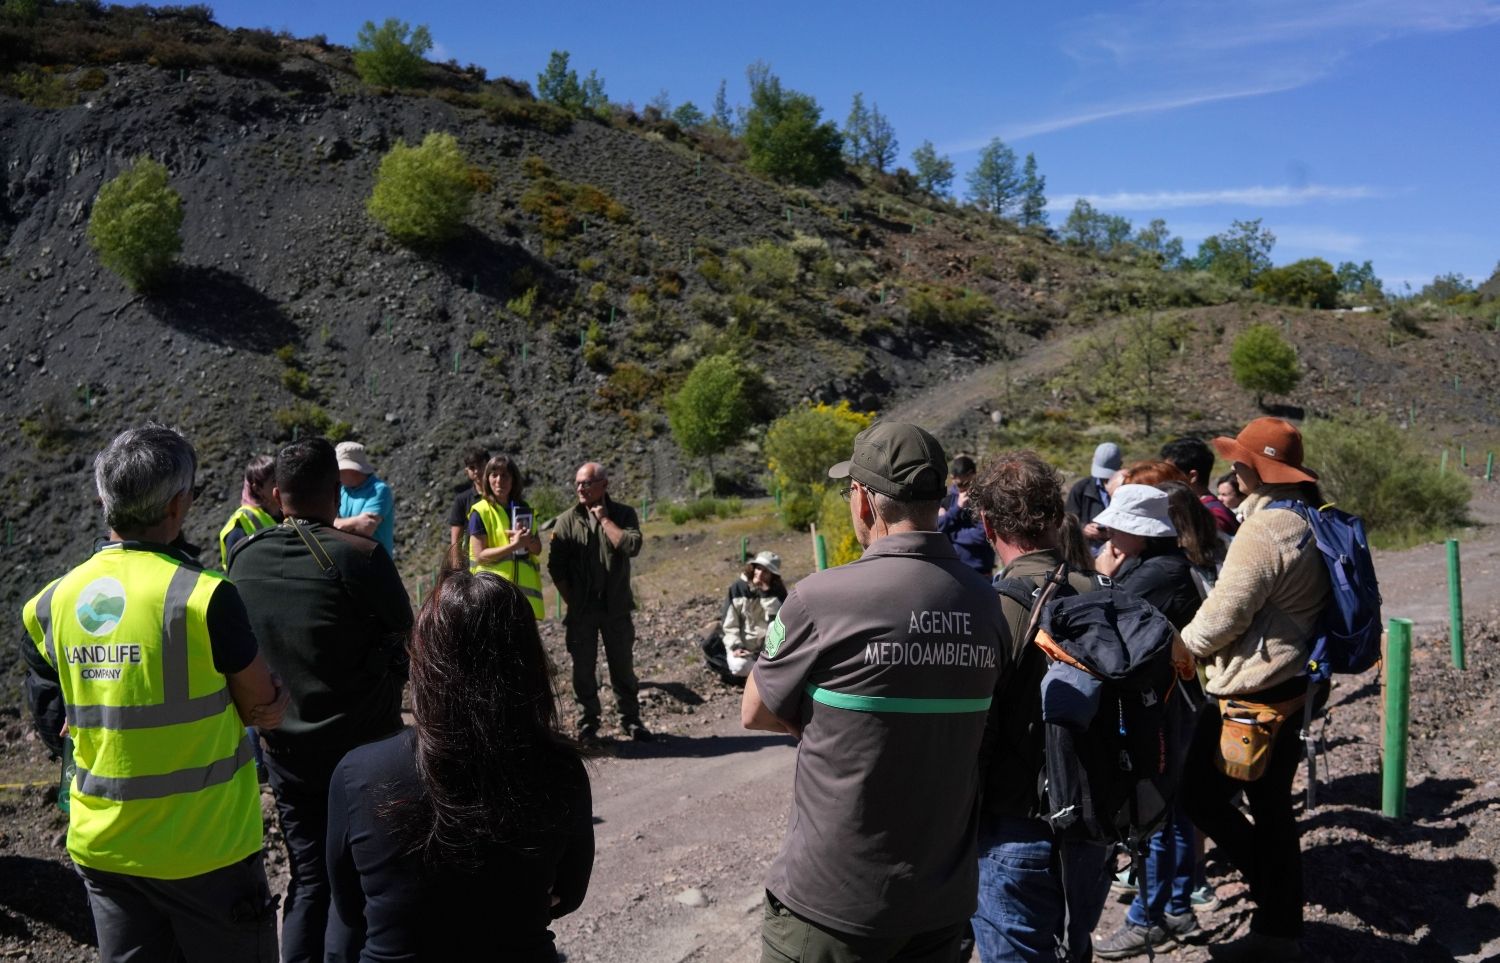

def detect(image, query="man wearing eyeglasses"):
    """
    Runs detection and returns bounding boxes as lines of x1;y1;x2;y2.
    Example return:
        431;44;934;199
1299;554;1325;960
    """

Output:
548;462;648;742
742;422;1006;961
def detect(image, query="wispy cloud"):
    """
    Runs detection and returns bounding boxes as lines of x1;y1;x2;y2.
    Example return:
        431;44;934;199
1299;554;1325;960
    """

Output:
1047;184;1383;212
430;41;452;62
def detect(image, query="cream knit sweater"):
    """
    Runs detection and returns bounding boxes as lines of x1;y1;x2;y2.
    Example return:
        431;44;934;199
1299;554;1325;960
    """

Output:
1181;486;1331;697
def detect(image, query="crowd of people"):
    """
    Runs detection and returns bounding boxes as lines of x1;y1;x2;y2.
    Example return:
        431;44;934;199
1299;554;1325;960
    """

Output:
19;413;1335;962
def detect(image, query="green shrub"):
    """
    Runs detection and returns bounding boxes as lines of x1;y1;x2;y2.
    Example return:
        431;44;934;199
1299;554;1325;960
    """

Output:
1300;415;1470;547
273;403;351;442
907;284;994;327
469;330;490;351
19;398;71;451
367;132;474;246
3;0;40;23
5;67;75;107
353;19;432;87
86;157;183;291
667;497;743;525
1229;323;1301;406
506;286;537;318
280;367;313;397
528;486;570;526
743;73;843;185
815;487;862;566
764;401;874;530
1254;258;1340;309
734;241;799;295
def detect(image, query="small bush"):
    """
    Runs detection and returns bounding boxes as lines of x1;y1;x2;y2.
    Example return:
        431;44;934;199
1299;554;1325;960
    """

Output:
668;355;758;479
280;367;313;397
764;401;875;531
4;67;75;107
3;0;41;23
1229;323;1301;406
274;403;351;442
1254;258;1340;309
367;132;474;246
469;330;490;351
815;487;862;566
86;156;183;291
353;19;431;88
1300;415;1470;547
507;286;537;318
19;397;71;451
667;497;743;525
733;241;798;296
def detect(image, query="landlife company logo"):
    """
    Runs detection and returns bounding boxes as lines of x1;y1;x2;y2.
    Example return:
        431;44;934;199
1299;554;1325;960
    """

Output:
75;577;127;636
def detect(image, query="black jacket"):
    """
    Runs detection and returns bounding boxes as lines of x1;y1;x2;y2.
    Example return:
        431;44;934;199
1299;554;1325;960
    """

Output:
1105;543;1202;630
228;519;412;749
1066;476;1109;536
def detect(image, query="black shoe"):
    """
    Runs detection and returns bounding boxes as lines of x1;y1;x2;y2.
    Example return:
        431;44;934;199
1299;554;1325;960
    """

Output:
577;721;600;743
623;720;653;742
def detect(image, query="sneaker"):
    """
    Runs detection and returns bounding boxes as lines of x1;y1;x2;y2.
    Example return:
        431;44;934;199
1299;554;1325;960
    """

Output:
623;720;654;742
1110;868;1138;895
1208;931;1302;962
1191;884;1221;911
1094;922;1171;960
1163;910;1202;943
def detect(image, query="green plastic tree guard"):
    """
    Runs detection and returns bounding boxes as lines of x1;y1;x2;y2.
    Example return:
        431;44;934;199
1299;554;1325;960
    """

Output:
1383;618;1413;819
1449;539;1465;670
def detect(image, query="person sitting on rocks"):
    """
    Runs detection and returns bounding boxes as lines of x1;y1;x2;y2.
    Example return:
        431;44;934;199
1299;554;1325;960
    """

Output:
719;551;786;678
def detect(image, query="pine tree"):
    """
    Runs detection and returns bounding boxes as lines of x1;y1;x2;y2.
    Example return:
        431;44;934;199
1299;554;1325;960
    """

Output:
844;92;870;166
911;140;955;196
1018;153;1047;227
711;79;732;131
966;138;1021;216
866;103;898;173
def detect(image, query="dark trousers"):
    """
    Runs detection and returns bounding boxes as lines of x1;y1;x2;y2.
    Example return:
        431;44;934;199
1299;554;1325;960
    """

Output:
78;852;278;963
565;611;640;725
763;891;966;963
262;741;351;963
1182;687;1323;939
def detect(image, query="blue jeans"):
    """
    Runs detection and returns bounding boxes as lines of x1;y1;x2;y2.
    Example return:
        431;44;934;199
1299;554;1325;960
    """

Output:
972;815;1112;963
1126;800;1195;927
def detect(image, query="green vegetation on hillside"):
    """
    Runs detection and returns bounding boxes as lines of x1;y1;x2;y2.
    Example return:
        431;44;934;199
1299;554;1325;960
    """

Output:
1230;323;1302;406
367;132;474;245
353;18;431;87
87;156;183;291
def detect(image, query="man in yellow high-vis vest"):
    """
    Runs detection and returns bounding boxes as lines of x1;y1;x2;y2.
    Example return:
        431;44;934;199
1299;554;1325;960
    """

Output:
19;424;289;963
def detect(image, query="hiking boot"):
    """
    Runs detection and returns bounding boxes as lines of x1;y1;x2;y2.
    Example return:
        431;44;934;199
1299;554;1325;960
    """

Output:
1110;868;1138;895
1163;910;1203;943
1094;922;1171;960
1208;931;1303;962
623;720;653;742
1191;884;1222;911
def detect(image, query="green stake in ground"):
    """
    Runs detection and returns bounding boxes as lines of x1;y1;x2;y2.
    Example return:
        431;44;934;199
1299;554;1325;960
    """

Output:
1448;539;1465;671
1486;452;1494;482
815;534;828;571
1383;618;1413;820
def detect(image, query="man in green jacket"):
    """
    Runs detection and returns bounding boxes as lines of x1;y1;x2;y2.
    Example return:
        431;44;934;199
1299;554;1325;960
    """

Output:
548;461;649;742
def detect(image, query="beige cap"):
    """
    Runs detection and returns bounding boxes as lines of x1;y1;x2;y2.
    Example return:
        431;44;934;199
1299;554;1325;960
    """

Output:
335;441;375;475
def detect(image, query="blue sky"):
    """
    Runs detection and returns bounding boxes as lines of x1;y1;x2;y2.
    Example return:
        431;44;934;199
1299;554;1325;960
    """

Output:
207;0;1500;291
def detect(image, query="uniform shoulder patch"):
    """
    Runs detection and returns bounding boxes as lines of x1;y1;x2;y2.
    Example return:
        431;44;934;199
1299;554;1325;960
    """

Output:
763;614;786;659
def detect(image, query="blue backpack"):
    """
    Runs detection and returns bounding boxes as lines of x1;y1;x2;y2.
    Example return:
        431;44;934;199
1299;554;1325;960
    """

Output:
1269;500;1383;681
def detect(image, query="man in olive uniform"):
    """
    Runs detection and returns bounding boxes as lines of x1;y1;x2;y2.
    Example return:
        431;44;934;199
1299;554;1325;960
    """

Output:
19;424;286;962
548;461;649;741
743;422;1006;961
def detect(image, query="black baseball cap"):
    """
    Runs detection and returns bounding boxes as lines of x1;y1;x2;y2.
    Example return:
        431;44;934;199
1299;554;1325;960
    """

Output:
828;422;948;501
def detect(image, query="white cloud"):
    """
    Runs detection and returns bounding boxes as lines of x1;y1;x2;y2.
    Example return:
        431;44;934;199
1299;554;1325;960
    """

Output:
430;41;452;63
1048;184;1383;212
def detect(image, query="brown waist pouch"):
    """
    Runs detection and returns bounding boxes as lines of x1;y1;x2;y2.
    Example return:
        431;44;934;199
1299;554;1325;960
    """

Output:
1215;692;1309;782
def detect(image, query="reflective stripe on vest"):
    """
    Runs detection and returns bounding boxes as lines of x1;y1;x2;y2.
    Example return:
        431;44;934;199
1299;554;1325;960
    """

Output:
469;499;545;618
804;683;993;714
24;547;262;879
219;505;275;569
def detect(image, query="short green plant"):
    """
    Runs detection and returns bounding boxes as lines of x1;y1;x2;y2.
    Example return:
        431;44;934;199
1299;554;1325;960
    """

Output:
1229;323;1301;406
280;367;313;397
19;398;71;451
507;286;538;318
273;403;351;442
1300;414;1470;548
353;19;432;87
86;157;183;291
469;330;491;351
667;497;743;525
274;344;298;364
367;132;474;246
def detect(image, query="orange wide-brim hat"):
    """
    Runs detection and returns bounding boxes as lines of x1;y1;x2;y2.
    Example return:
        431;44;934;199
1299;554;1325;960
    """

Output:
1212;417;1319;485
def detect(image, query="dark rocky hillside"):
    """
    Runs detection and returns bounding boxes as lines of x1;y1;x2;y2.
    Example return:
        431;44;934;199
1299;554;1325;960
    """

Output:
2;7;1497;688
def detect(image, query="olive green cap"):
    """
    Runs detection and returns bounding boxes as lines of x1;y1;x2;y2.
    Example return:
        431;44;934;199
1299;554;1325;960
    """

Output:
827;422;947;501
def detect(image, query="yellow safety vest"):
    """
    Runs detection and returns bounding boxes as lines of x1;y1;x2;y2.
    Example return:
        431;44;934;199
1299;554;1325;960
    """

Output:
469;499;545;619
21;546;261;879
218;504;276;570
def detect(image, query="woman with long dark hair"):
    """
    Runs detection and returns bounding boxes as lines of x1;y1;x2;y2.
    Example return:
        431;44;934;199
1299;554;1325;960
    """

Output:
218;453;279;568
325;572;593;962
1158;480;1231;598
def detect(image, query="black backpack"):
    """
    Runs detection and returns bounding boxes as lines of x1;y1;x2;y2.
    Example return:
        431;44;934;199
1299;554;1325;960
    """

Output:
999;567;1194;853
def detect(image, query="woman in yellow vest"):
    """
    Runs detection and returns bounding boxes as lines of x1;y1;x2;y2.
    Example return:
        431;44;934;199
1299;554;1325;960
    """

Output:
218;454;280;569
468;454;545;619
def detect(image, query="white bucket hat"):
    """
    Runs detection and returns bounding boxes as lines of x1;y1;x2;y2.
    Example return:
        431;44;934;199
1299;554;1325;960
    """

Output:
1092;484;1176;538
750;550;782;577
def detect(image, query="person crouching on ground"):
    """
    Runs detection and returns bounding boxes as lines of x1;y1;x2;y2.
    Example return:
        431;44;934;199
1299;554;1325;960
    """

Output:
720;550;786;678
